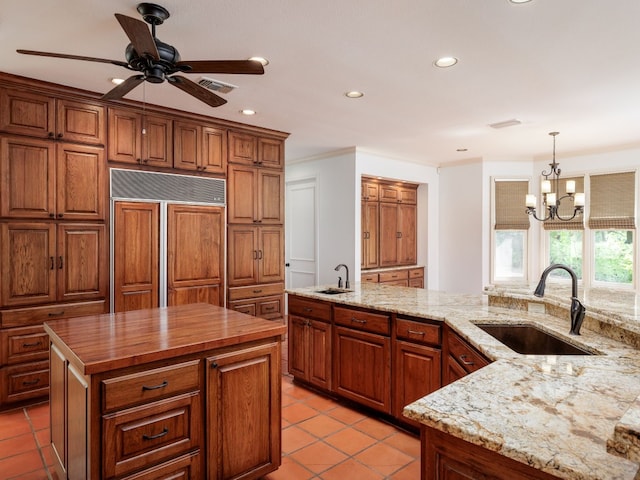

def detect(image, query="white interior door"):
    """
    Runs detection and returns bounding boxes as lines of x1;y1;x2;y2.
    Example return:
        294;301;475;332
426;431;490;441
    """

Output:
285;178;318;288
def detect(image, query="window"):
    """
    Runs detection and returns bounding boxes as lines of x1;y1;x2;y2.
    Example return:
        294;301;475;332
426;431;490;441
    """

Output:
492;179;529;282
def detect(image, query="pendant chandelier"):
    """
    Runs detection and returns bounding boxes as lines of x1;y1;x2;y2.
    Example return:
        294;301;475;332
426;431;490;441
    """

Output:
526;132;585;222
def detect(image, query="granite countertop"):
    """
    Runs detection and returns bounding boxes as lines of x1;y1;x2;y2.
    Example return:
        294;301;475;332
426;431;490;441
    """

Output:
286;283;640;480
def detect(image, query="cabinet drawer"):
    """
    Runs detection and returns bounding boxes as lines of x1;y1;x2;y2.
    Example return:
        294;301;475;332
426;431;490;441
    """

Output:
361;272;379;283
379;270;408;283
288;296;331;322
1;361;49;404
1;325;49;364
0;300;108;328
102;360;201;412
103;392;201;479
408;267;424;279
447;331;489;374
409;278;424;289
334;306;390;335
395;318;440;346
228;283;284;301
258;296;283;319
120;452;201;480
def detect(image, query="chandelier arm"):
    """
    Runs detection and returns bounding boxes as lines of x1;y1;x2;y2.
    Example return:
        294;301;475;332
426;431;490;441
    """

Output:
526;207;552;222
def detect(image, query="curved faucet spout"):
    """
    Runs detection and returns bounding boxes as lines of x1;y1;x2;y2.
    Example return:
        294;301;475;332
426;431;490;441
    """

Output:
334;264;350;289
533;263;585;335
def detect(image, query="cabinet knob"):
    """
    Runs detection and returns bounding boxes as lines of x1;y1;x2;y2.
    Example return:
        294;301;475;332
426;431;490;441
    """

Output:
57;133;63;139
49;213;55;218
57;213;64;218
48;132;55;138
211;362;219;369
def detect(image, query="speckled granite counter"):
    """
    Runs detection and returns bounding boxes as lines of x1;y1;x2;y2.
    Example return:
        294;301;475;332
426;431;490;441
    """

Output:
286;283;640;480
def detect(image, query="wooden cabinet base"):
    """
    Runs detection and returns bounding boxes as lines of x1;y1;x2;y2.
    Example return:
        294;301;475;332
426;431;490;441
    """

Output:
422;426;560;480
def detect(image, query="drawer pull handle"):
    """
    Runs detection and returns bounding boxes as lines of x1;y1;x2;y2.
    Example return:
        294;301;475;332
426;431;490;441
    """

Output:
22;378;41;386
22;341;43;347
459;354;475;366
407;330;425;336
48;311;65;317
303;308;313;312
253;289;263;293
142;380;168;391
264;306;275;311
351;317;367;324
143;428;169;441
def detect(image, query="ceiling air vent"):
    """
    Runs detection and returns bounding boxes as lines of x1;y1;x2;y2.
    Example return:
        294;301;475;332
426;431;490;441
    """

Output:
197;77;239;94
489;119;522;129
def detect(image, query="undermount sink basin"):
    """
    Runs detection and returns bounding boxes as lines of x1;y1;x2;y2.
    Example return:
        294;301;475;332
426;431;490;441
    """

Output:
475;324;596;355
315;288;353;295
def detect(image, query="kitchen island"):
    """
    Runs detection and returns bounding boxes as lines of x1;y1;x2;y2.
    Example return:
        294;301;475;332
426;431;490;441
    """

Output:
287;283;640;480
44;303;286;480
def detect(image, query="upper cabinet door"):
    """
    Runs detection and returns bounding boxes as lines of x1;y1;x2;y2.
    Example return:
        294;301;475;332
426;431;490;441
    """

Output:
56;99;105;145
56;144;106;221
1;137;55;219
141;114;173;168
258;170;284;224
173;120;202;171
228;131;258;166
258;138;283;169
107;107;142;164
0;89;55;138
201;126;227;174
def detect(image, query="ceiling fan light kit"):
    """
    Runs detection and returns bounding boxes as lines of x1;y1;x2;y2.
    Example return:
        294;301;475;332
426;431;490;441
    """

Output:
16;2;264;108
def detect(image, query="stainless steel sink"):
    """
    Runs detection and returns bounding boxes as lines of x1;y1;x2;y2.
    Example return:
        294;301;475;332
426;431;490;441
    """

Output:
475;324;595;355
315;288;353;295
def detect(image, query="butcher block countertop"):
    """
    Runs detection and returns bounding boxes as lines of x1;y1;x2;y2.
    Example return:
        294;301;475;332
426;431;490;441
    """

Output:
43;303;286;375
287;283;640;480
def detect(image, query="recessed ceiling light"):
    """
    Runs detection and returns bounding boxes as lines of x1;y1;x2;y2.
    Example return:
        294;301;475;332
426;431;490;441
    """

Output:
110;78;125;85
434;57;458;68
248;56;269;66
509;0;532;3
345;91;364;98
456;148;468;152
240;109;256;116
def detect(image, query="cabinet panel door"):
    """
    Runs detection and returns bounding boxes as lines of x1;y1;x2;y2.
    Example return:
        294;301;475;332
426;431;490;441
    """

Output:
228;131;257;166
206;342;281;480
202;126;227;174
50;343;66;477
227;225;258;286
1;223;56;306
258;227;284;284
309;320;332;390
227;165;257;223
393;341;441;426
258;138;283;169
173;121;202;171
113;202;159;312
1;137;55;219
287;315;308;379
258;170;284;224
108;108;142;164
0;89;55;138
142;115;173;167
379;203;399;266
56;144;105;220
167;204;224;307
361;201;379;268
398;204;416;265
56;99;105;145
57;224;108;302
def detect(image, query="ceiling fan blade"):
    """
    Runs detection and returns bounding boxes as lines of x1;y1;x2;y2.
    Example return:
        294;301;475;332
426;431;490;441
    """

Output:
176;60;264;75
101;75;145;101
17;49;129;68
168;75;227;107
115;13;159;60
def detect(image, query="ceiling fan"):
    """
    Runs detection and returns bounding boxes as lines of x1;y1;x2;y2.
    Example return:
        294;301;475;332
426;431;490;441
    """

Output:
16;2;264;108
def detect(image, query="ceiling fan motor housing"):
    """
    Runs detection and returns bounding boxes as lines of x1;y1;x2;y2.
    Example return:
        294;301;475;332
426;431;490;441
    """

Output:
125;39;181;82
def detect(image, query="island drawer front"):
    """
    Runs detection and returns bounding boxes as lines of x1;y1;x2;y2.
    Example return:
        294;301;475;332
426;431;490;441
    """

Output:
119;451;201;480
102;360;201;412
228;283;284;301
448;333;489;374
408;267;424;278
103;392;201;479
1;325;49;364
0;300;108;327
288;296;331;322
334;306;390;335
379;270;408;282
395;318;440;346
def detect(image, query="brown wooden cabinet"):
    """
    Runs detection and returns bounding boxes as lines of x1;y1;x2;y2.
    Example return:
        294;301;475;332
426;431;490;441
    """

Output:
108;107;173;168
333;305;391;414
206;341;281;480
173;120;227;174
443;326;490;386
379;202;416;266
393;316;441;428
361;200;379;268
228;131;283;169
227;283;284;320
1;137;106;221
0;88;105;145
287;295;332;391
362;180;379;201
227;165;283;224
227;225;284;288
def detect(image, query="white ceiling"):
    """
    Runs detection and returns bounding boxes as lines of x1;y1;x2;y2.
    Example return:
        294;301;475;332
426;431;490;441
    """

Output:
3;0;640;166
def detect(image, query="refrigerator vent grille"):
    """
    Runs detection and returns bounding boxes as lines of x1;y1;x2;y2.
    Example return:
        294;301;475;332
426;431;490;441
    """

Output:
110;168;225;205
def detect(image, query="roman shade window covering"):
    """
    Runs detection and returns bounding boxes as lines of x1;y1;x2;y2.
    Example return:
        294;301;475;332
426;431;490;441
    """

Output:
543;176;585;230
495;180;530;230
588;171;636;229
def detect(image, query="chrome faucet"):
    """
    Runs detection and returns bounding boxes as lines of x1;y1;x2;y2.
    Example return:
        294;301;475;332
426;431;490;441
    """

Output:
334;264;350;289
534;264;586;335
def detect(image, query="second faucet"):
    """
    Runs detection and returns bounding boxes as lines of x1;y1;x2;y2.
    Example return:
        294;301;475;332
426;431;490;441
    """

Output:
335;264;350;289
